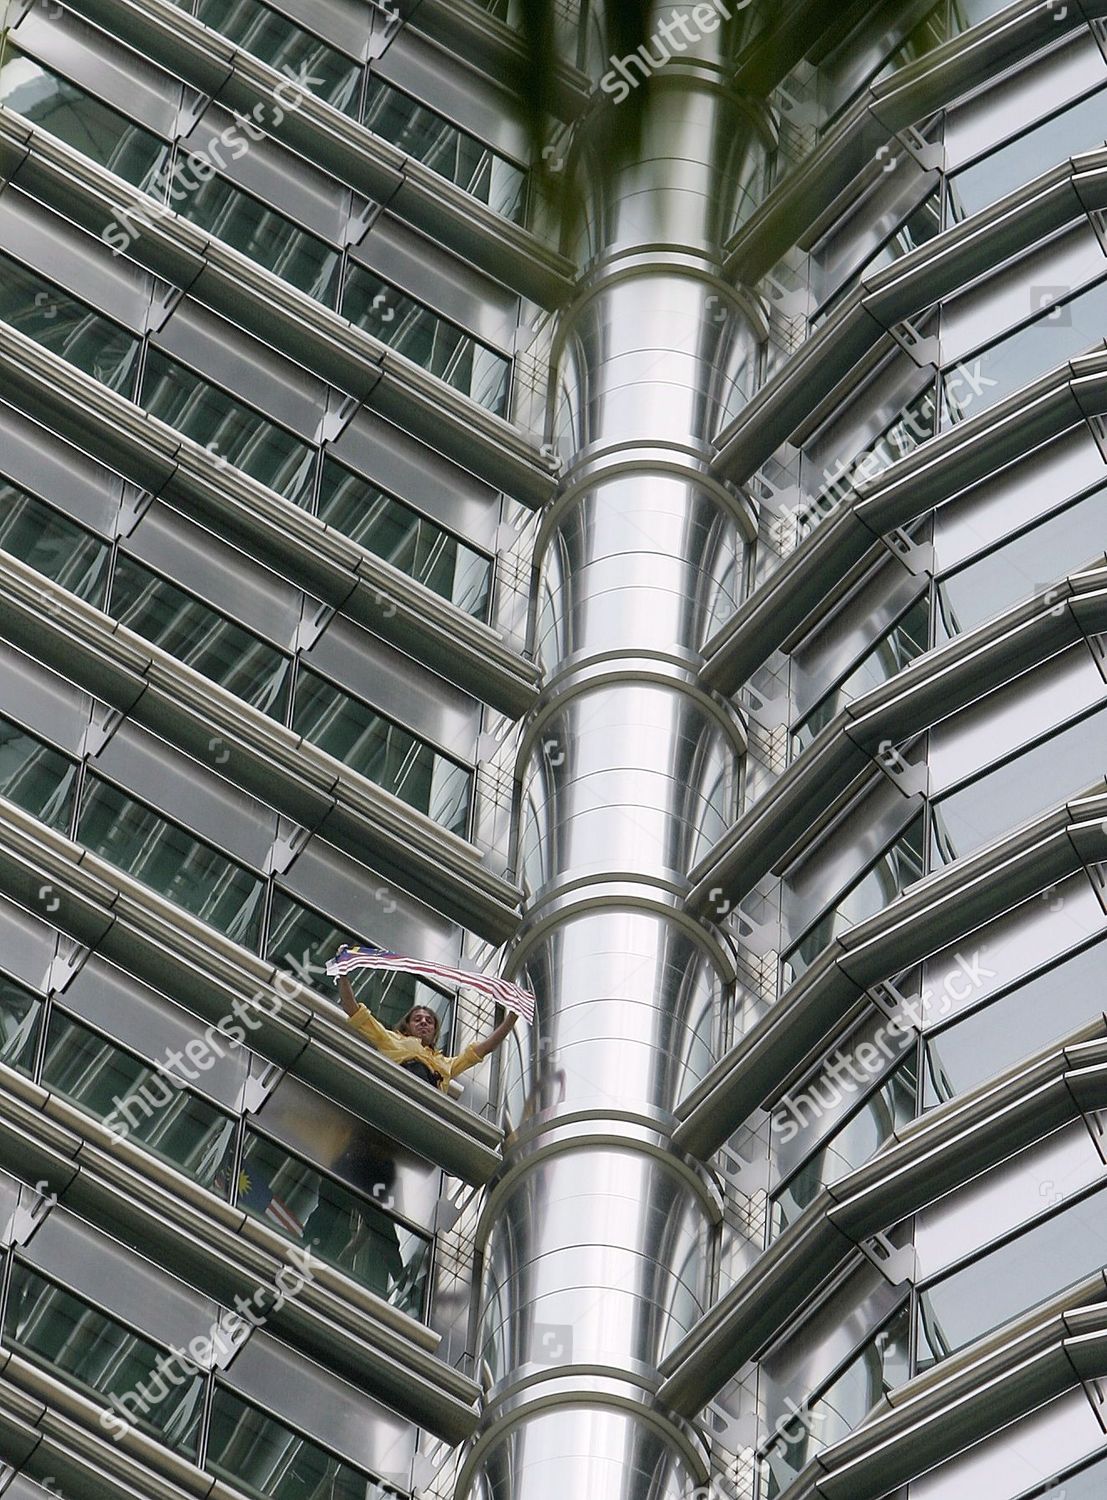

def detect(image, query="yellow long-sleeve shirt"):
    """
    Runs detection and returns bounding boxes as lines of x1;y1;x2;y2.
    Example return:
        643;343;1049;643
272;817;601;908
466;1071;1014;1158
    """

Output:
347;1004;482;1087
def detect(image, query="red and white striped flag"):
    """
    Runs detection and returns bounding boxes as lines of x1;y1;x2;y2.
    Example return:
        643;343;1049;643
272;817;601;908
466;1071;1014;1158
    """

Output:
326;944;536;1023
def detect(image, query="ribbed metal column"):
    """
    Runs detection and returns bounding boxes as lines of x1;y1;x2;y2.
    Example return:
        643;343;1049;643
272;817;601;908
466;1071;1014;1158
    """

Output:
463;10;760;1498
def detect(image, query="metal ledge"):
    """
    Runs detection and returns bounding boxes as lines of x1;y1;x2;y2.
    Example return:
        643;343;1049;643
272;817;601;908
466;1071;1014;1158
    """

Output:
689;564;1107;911
723;0;1107;286
56;0;576;308
0;798;504;1183
700;349;1107;697
0;548;524;942
675;791;1107;1161
0;106;558;513
714;151;1101;479
660;1029;1107;1416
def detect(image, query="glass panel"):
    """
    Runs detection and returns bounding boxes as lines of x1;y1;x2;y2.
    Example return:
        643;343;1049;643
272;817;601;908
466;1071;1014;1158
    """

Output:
814;191;942;328
935;489;1107;640
191;0;361;113
362;76;526;223
0;253;138;395
342;265;510;416
5;1261;203;1454
794;599;930;748
77;775;265;948
178;173;340;305
931;701;1107;866
264;890;447;1033
207;1386;397;1500
0;975;43;1074
942;274;1107;427
949;85;1107;221
917;1184;1107;1366
292;668;471;836
314;459;492;617
42;1007;236;1189
763;1307;911;1498
139;350;315;503
771;1059;917;1234
0;479;109;604
923;935;1107;1105
0;713;76;831
109;554;290;716
0;46;170;191
232;1130;431;1316
786;817;925;979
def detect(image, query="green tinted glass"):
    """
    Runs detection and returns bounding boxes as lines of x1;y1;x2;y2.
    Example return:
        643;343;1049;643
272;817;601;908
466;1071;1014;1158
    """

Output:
0;713;77;831
109;554;290;716
78;776;265;948
0;253;138;394
0;480;109;605
0;975;42;1074
140;349;316;502
192;0;361;113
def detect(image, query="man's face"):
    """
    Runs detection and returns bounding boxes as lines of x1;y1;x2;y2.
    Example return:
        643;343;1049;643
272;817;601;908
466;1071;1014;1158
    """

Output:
408;1009;438;1044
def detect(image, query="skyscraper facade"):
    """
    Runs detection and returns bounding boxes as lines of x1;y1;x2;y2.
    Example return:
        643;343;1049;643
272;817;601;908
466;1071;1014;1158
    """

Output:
0;2;1106;1500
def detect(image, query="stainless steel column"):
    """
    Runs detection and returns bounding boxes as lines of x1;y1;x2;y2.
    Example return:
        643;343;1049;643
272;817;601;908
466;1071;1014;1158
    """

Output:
464;9;760;1496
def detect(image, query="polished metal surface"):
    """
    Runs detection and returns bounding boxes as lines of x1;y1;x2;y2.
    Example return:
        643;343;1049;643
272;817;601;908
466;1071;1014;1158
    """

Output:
467;7;758;1495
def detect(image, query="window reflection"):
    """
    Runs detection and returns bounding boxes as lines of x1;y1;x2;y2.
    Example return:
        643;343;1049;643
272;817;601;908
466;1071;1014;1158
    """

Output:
208;1386;398;1500
342;266;511;417
42;1008;236;1189
0;975;42;1074
293;667;471;836
190;0;362;113
139;351;316;503
314;460;492;618
785;816;925;979
109;554;290;717
0;712;77;832
4;1262;203;1454
77;775;265;948
0;253;139;395
0;479;109;604
917;1184;1107;1368
794;599;930;749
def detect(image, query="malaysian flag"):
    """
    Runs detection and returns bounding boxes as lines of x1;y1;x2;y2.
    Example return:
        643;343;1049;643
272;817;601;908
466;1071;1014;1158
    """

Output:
326;943;536;1023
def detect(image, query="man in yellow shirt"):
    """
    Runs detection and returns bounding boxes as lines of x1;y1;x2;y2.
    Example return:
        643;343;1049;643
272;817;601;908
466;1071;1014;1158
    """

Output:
336;974;517;1090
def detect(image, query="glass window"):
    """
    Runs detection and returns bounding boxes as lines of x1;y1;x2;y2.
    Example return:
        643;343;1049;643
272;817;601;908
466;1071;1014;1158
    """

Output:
0;974;43;1074
178;173;340;305
0;479;109;604
190;0;362;113
949;84;1107;221
794;599;930;748
4;1261;203;1454
0;46;169;192
917;1184;1107;1367
292;668;471;836
139;350;316;503
814;190;942;327
314;459;492;618
207;1385;398;1500
923;935;1107;1105
763;1306;911;1498
108;553;290;716
77;775;265;948
935;488;1107;640
0;252;138;395
942;274;1107;427
362;76;527;223
342;265;510;417
771;1059;917;1235
42;1007;236;1189
786;816;925;979
231;1129;431;1315
0;713;77;831
931;701;1107;866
